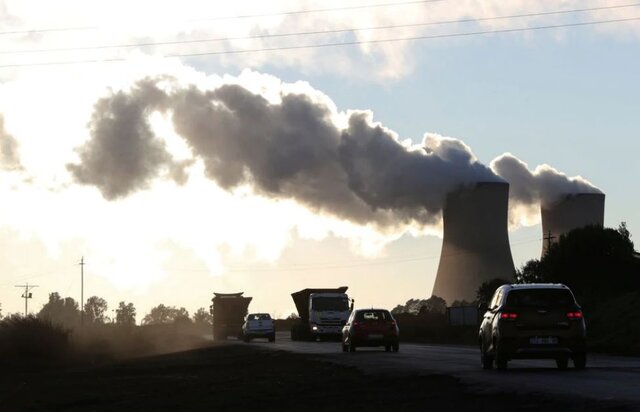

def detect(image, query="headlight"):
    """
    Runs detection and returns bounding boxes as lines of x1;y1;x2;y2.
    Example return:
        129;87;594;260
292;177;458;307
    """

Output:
311;324;318;331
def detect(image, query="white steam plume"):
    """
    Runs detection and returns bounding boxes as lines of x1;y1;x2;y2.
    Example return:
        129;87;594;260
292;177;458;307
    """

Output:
67;75;502;230
0;114;22;171
491;153;602;226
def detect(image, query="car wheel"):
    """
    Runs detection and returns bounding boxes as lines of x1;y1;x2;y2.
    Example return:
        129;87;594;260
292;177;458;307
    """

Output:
349;338;356;353
573;353;587;369
494;341;508;370
392;343;399;353
481;342;493;370
342;342;348;352
556;357;569;370
385;345;391;352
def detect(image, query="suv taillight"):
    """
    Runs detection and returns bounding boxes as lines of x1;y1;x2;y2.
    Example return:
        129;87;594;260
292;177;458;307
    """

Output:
500;312;518;320
567;311;583;319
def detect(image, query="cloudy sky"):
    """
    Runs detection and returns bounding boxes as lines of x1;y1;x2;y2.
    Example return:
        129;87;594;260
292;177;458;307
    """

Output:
1;0;638;320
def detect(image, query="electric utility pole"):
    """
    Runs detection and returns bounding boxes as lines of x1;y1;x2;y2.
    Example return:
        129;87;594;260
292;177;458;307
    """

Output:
543;231;556;255
15;283;38;317
79;256;85;325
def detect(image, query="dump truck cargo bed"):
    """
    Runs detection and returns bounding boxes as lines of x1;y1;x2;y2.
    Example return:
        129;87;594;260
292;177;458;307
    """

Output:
211;292;252;340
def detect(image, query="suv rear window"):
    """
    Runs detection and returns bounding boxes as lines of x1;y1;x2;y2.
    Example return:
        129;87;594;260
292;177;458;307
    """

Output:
247;314;271;321
355;310;391;322
506;289;575;308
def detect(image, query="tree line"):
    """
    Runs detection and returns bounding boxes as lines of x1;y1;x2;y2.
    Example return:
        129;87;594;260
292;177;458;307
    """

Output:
1;293;213;329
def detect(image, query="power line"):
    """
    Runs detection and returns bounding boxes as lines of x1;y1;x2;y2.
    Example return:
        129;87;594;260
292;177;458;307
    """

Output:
0;0;447;36
189;0;448;22
1;16;637;69
4;3;638;56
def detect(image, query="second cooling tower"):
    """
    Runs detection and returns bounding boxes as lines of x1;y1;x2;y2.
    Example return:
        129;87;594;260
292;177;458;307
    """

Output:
541;193;605;255
432;182;515;304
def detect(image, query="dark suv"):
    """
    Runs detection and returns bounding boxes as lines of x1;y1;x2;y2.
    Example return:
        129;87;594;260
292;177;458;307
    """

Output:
479;283;586;370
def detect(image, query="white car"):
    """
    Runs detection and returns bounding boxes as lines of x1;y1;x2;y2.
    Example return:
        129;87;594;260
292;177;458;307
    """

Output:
242;313;276;342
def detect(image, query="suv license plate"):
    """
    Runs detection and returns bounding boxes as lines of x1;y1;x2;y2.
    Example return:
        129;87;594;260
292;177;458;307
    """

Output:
368;334;383;339
530;336;558;345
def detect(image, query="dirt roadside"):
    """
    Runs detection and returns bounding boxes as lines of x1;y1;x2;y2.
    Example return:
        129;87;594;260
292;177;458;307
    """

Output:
0;343;632;411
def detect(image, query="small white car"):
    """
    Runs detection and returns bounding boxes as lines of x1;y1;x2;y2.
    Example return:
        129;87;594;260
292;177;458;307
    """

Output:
242;313;276;342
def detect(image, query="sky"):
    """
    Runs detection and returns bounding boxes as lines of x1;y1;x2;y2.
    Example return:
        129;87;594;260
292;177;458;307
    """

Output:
0;0;638;320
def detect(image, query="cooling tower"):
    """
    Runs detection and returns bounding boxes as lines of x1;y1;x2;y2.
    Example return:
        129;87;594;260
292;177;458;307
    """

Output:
432;182;515;304
541;193;605;255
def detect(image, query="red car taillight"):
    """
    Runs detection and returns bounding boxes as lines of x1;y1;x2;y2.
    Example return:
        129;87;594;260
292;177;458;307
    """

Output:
567;311;583;319
499;312;518;320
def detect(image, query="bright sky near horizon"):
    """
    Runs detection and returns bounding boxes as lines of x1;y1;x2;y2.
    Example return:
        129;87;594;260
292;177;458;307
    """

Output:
0;0;638;320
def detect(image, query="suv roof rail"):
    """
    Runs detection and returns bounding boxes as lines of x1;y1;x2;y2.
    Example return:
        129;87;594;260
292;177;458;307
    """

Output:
506;283;569;289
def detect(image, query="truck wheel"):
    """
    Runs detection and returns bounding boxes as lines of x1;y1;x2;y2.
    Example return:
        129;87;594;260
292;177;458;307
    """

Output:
392;343;399;353
556;357;568;370
342;342;348;352
385;345;391;352
573;353;587;369
349;339;356;353
268;333;276;343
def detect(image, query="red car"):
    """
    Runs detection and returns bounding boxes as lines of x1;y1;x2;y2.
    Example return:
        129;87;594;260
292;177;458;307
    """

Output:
342;309;399;352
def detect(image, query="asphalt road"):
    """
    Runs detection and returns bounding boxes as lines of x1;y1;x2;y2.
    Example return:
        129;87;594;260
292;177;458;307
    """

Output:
245;332;640;406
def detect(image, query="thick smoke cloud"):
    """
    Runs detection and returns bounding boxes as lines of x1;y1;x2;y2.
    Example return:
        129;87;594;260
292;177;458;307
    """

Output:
0;114;22;171
68;76;501;229
66;79;185;199
490;153;602;208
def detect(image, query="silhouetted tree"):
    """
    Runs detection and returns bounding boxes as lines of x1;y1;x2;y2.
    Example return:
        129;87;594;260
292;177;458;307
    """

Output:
476;278;510;304
515;224;640;308
286;313;299;320
192;307;213;325
84;296;108;324
142;304;191;325
115;301;136;325
37;292;80;328
173;307;191;325
142;304;172;325
392;296;447;315
419;296;447;315
514;260;545;284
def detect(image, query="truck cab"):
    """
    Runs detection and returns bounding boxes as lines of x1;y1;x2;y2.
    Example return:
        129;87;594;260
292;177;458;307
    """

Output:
308;292;352;336
290;287;353;341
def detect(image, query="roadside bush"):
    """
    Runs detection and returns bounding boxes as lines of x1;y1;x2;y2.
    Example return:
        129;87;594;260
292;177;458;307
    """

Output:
0;315;70;362
587;291;640;355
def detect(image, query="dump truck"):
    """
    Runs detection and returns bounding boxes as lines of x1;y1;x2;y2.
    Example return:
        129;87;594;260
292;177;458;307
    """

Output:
290;287;353;341
209;292;252;341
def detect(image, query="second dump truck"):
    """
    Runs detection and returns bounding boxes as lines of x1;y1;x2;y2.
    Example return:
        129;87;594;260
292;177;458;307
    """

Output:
210;292;252;341
290;287;353;341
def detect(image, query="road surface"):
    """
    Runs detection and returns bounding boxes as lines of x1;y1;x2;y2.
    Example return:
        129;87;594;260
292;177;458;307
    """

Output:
246;332;640;405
